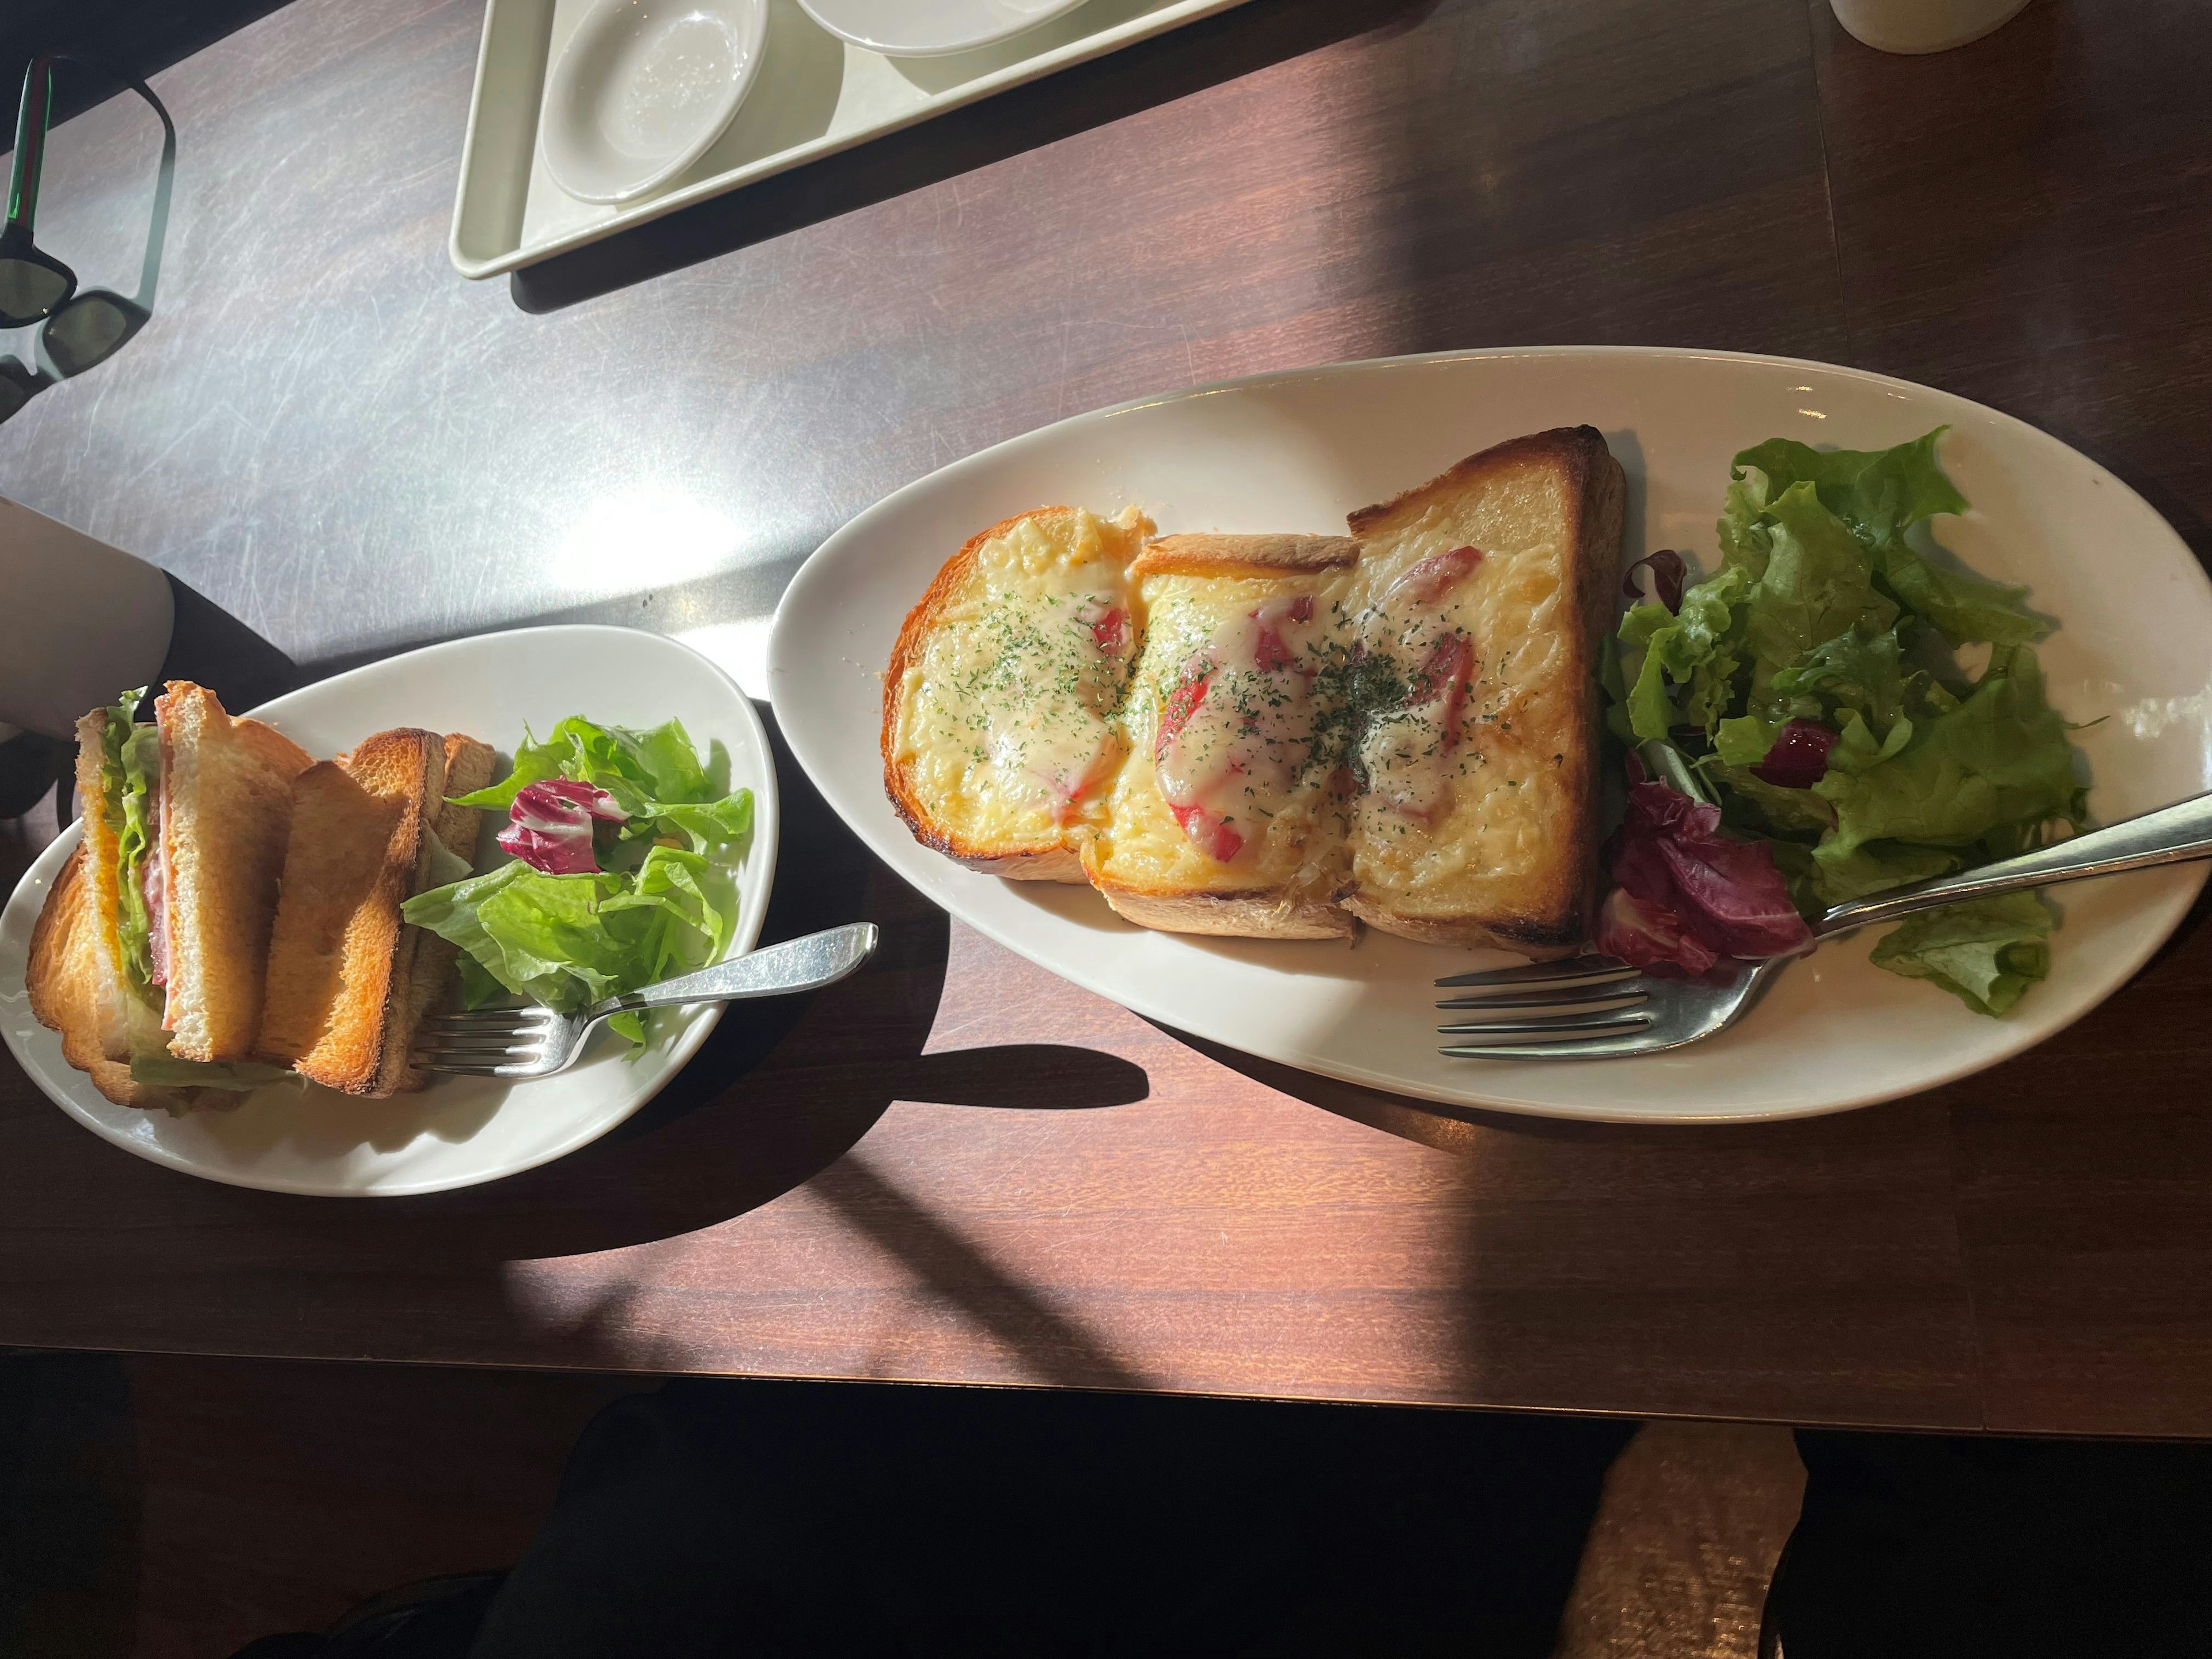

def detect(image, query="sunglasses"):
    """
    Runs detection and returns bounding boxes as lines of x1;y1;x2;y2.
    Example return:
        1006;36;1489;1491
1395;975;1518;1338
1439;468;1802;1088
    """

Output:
0;53;174;423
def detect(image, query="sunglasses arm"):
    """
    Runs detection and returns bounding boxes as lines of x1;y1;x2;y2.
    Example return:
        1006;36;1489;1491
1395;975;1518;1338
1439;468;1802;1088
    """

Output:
6;52;56;237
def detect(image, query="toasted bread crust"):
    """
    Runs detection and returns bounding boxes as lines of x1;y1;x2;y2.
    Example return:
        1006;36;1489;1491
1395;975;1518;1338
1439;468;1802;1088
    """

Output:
256;730;445;1095
882;507;1118;880
1340;425;1624;957
1131;533;1361;580
156;683;313;1062
27;844;199;1111
1092;880;1355;940
384;732;494;1094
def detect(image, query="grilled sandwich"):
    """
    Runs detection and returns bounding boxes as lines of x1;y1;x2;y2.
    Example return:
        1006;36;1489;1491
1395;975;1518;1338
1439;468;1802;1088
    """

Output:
26;682;312;1109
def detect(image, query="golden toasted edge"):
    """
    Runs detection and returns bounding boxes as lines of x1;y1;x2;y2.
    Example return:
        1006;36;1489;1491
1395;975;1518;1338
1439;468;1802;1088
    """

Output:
155;682;315;1062
1343;425;1626;952
384;732;495;1095
26;844;200;1110
1131;533;1361;580
267;729;442;1096
880;506;1094;882
1093;877;1355;941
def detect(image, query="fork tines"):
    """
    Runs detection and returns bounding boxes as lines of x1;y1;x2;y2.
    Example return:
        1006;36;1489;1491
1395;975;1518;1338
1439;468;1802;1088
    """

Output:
1434;955;1652;1058
412;1008;560;1075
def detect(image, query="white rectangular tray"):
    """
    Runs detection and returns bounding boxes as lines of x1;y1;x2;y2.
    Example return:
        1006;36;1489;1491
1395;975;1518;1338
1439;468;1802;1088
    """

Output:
450;0;1258;279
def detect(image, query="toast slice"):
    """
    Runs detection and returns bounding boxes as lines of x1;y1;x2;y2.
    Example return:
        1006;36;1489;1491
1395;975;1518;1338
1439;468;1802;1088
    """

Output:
26;843;200;1112
884;506;1153;881
256;728;468;1096
1081;533;1363;939
1338;426;1624;956
384;733;496;1094
156;683;313;1060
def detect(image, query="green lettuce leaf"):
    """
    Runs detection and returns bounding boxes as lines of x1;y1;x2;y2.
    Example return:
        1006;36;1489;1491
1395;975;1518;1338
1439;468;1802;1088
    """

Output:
1876;540;2042;648
1718;471;1773;578
1742;482;1897;679
1619;566;1751;743
1869;892;2053;1016
1732;429;1967;546
1763;623;1909;735
130;1052;296;1093
405;715;754;1048
96;689;162;1005
1812;647;2078;869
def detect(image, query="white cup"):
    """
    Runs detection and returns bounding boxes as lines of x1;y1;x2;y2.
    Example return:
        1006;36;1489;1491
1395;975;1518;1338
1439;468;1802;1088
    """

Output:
0;496;175;738
1830;0;2032;54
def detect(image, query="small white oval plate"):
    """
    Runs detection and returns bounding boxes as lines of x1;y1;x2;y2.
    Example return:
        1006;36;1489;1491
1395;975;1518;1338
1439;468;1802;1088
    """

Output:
769;346;2212;1125
0;625;779;1195
541;0;767;204
796;0;1089;58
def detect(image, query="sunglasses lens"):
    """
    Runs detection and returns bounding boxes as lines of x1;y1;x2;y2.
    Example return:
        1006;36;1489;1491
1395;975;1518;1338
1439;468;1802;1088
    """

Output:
0;364;38;422
46;294;139;377
0;255;71;327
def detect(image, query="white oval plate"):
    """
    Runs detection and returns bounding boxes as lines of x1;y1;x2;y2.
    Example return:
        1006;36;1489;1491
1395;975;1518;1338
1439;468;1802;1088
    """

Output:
796;0;1089;58
0;625;779;1194
769;347;2212;1124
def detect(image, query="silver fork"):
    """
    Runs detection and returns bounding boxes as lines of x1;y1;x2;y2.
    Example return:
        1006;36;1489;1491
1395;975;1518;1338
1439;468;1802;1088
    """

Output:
413;922;879;1080
1437;791;2212;1061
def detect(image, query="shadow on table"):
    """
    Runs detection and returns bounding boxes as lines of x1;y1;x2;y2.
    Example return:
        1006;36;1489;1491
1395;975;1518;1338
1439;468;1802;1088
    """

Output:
509;0;1441;312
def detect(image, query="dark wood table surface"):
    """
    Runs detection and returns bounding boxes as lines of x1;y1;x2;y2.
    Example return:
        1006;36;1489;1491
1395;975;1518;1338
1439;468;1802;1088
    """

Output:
4;0;2210;1437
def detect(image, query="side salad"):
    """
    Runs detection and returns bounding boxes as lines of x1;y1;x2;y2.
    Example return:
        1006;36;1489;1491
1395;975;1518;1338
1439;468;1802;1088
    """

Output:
1601;428;2080;1016
402;716;755;1044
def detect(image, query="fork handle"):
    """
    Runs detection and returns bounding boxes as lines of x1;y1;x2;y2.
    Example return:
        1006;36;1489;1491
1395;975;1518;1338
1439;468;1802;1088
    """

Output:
1815;791;2212;936
588;923;879;1018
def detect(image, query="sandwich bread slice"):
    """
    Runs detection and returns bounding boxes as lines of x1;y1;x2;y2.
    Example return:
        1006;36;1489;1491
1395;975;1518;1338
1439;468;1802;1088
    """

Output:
25;843;199;1112
1081;533;1363;939
256;728;490;1096
884;505;1153;882
25;683;311;1110
1338;426;1624;956
157;683;317;1059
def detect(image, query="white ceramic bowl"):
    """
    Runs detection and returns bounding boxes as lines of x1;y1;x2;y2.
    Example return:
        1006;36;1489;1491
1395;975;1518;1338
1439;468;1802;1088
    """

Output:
541;0;767;204
796;0;1089;59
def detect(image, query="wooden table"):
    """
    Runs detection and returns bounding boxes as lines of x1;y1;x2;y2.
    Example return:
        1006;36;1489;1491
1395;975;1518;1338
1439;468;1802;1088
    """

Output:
4;0;2210;1437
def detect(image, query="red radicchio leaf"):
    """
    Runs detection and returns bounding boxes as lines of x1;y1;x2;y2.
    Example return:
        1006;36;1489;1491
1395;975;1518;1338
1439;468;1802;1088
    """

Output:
499;779;630;876
1602;772;1812;971
1751;718;1839;790
1620;550;1687;613
1594;887;1720;979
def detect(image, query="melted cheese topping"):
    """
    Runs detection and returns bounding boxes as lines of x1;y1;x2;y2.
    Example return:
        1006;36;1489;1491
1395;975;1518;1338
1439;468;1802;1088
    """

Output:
1347;468;1577;915
891;507;1152;857
1086;567;1356;897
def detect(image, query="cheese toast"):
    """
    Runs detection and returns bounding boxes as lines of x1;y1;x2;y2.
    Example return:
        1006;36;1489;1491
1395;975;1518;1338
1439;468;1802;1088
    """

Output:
1339;426;1624;955
1081;534;1362;938
879;426;1623;956
884;505;1152;881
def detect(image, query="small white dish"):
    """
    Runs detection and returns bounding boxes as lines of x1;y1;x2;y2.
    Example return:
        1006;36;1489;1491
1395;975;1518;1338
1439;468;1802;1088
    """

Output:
540;0;767;204
0;624;779;1195
768;346;2212;1126
796;0;1089;58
